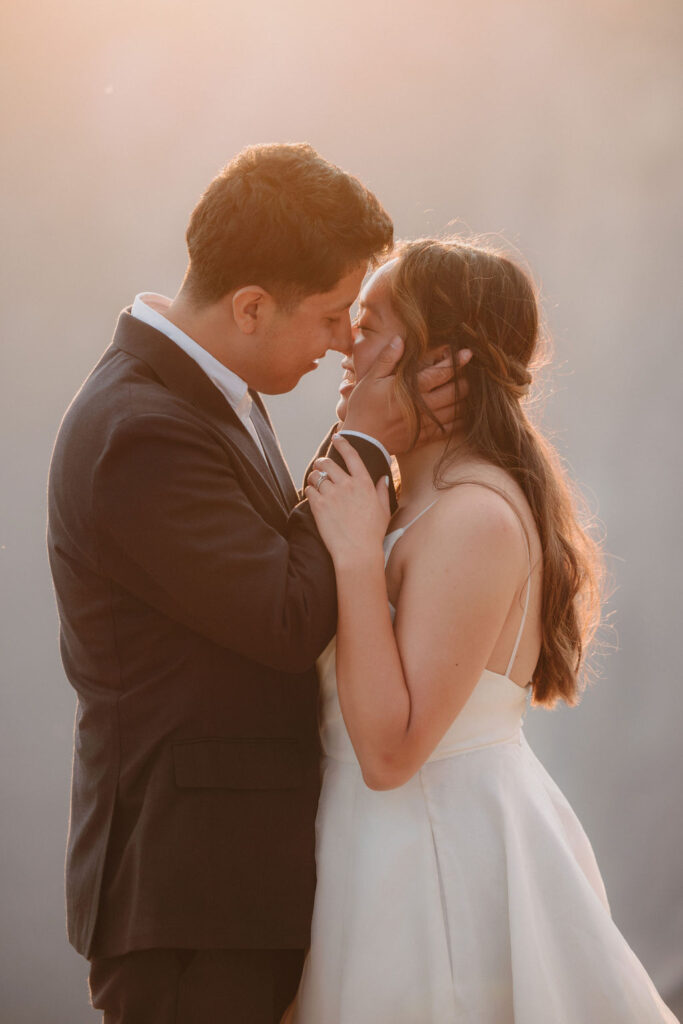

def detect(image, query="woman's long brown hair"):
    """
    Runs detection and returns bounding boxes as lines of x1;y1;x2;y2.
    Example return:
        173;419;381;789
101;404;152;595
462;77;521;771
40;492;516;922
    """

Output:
389;238;605;707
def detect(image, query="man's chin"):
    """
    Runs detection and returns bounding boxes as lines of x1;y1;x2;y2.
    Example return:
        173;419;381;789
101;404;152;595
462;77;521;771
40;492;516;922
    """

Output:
258;369;314;396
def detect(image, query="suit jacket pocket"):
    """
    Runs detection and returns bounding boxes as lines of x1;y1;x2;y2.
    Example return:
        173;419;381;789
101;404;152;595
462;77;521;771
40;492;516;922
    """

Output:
172;738;304;790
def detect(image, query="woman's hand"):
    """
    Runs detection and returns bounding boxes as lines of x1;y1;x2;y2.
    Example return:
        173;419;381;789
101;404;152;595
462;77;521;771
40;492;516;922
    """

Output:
305;434;391;570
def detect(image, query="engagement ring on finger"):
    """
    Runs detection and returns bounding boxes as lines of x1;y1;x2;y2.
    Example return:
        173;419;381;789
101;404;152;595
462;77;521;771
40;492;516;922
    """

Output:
314;471;330;491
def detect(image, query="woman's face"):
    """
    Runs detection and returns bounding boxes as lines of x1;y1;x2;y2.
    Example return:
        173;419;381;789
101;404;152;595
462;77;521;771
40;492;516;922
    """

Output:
336;259;405;422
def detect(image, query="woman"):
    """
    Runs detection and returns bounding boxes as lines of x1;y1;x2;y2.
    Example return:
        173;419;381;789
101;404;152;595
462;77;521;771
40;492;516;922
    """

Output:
286;239;678;1023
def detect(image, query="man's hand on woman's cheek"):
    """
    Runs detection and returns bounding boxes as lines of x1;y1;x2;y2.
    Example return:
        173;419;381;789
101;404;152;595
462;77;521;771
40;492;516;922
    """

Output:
343;340;471;456
413;348;471;449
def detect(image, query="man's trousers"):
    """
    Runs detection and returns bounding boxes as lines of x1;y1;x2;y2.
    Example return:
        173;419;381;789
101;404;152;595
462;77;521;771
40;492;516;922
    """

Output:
89;947;306;1023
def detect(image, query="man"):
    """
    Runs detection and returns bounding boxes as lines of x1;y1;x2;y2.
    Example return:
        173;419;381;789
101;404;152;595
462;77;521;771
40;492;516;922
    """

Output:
47;143;460;1022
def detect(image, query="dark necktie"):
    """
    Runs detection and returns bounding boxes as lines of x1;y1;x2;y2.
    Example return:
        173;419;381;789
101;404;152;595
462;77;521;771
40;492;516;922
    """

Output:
248;398;298;508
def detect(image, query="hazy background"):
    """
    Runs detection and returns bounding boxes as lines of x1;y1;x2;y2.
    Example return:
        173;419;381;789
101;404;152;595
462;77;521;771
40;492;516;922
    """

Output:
2;0;682;1018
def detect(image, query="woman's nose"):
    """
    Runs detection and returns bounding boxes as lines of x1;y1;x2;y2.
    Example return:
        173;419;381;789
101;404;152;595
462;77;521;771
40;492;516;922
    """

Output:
340;354;353;371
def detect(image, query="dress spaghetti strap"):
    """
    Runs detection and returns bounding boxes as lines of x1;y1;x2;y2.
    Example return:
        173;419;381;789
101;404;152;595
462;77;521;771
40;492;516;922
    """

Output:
399;498;440;532
383;499;440;567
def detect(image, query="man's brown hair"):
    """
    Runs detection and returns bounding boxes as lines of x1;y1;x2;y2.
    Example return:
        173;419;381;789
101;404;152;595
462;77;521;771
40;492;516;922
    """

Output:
184;143;393;307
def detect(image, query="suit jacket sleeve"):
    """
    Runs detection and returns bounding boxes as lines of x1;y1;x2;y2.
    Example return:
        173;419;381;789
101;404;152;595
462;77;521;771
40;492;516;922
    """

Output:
302;423;340;492
93;412;338;674
302;423;398;513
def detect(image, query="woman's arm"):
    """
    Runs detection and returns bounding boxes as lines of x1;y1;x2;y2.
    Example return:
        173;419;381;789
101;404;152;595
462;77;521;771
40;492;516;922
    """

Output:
307;436;527;790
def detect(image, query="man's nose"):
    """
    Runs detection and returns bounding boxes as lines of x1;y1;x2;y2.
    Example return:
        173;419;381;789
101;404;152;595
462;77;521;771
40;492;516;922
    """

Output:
330;313;354;355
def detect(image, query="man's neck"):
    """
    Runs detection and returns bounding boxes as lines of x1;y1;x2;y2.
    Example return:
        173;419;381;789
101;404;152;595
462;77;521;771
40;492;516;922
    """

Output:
165;293;248;379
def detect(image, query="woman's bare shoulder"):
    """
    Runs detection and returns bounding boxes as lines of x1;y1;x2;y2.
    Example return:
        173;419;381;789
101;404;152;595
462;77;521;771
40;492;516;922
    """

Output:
437;463;537;541
428;481;527;554
386;463;536;601
392;474;531;632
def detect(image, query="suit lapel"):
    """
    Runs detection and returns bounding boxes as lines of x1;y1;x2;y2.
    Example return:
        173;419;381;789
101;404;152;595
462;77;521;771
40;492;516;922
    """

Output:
111;311;290;514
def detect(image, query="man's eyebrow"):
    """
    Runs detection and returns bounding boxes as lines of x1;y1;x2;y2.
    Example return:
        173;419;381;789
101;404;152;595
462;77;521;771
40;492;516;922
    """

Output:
330;299;354;313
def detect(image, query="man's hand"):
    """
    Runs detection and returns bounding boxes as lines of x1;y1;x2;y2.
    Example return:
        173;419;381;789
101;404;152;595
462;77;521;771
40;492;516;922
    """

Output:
343;337;471;456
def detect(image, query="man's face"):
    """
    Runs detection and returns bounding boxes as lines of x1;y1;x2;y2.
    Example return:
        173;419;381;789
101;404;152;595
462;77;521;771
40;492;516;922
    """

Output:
252;263;368;394
336;258;403;421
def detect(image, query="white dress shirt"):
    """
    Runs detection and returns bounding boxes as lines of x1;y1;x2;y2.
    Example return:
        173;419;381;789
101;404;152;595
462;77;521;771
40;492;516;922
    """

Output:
130;292;391;469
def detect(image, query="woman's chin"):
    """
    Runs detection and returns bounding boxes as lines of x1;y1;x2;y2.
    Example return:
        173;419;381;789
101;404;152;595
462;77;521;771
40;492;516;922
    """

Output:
335;396;348;423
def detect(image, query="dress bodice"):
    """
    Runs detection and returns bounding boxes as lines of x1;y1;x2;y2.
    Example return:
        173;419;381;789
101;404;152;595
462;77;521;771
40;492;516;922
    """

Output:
317;505;531;767
318;636;528;765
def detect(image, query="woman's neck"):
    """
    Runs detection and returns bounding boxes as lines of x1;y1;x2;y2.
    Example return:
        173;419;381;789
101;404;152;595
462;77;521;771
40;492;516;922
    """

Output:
395;437;474;512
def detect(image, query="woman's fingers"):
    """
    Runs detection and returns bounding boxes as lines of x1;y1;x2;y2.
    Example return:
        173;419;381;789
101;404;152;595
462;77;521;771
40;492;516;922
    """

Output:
312;456;346;484
307;471;333;495
330;434;366;475
304;481;325;507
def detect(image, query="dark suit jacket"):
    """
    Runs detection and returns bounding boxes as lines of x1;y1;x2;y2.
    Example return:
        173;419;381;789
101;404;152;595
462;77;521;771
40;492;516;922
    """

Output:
47;311;391;959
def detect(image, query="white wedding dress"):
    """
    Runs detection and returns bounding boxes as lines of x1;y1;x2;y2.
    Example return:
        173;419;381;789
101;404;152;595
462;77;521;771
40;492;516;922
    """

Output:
290;505;679;1023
